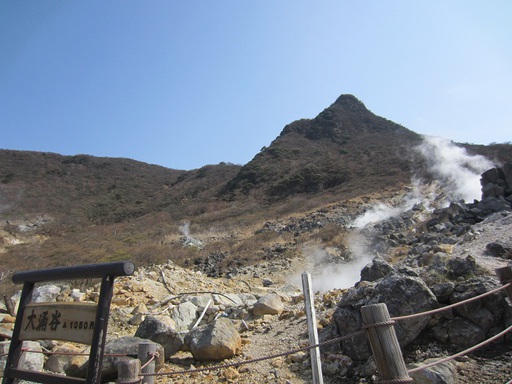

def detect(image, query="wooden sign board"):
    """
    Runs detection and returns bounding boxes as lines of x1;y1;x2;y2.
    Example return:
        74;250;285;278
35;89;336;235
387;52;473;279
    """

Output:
19;302;97;344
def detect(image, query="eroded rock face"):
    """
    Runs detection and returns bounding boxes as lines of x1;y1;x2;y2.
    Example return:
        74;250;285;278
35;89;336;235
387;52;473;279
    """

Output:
330;273;437;361
329;264;511;363
481;163;512;201
367;273;438;346
360;256;395;282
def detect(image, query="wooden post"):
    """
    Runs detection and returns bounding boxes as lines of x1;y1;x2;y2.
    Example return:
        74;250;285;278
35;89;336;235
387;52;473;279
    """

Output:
117;359;140;383
361;303;412;382
301;272;324;384
138;343;156;384
496;266;512;301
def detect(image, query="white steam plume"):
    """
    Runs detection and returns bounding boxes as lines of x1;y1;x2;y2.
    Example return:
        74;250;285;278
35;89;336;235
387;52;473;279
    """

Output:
353;180;428;229
296;232;373;291
179;221;190;237
291;136;495;292
415;136;494;203
353;203;405;229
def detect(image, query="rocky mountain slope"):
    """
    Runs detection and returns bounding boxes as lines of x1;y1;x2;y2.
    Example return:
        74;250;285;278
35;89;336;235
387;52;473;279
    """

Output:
1;94;512;294
1;94;512;382
1;164;511;383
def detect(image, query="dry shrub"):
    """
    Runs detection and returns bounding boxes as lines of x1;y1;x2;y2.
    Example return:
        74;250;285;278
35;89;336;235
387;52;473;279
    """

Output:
316;223;347;245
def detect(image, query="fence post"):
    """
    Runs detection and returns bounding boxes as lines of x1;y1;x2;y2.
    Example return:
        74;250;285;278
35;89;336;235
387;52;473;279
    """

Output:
138;343;156;384
496;266;512;301
117;359;140;383
360;303;412;382
301;272;324;384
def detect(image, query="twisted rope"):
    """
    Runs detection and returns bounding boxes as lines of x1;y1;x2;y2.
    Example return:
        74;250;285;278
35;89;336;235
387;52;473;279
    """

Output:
378;378;413;383
116;378;141;384
362;320;395;329
19;348;129;357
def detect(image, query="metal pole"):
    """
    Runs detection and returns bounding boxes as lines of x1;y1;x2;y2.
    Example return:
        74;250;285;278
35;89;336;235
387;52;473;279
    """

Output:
301;272;324;384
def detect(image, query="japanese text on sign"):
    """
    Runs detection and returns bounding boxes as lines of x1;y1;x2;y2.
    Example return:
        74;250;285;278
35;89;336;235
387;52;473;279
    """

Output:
19;302;97;344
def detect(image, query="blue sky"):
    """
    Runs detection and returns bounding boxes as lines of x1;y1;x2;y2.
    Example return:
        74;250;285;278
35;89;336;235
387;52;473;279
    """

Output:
1;1;511;170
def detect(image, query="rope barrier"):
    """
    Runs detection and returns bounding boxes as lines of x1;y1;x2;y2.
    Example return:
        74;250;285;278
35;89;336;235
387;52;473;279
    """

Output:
408;323;512;374
116;378;141;384
378;378;413;384
19;348;129;357
362;320;395;329
392;282;512;322
8;280;512;383
137;329;366;378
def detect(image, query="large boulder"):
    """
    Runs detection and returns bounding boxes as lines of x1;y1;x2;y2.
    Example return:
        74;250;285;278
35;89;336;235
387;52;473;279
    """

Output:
32;285;62;303
432;317;485;349
45;343;85;373
481;164;512;200
135;315;183;358
330;273;438;361
451;277;506;326
430;276;509;349
213;293;244;307
485;242;512;259
252;293;284;316
329;281;375;360
366;273;438;346
72;336;164;381
185;317;241;361
170;302;198;331
409;359;457;383
360;256;395;282
18;341;44;372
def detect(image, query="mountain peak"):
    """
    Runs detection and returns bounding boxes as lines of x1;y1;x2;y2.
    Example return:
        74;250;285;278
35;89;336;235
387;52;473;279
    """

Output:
332;94;368;111
334;94;364;105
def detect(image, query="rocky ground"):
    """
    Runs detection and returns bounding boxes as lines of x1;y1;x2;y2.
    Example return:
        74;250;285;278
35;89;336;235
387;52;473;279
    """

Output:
109;207;511;383
442;213;512;384
1;184;512;383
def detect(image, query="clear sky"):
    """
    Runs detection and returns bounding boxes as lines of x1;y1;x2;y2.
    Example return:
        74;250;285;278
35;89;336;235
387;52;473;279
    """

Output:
1;1;511;170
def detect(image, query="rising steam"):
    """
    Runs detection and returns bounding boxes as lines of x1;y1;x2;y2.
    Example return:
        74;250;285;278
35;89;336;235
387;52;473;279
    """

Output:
297;232;374;292
295;136;495;292
415;136;494;203
179;221;191;237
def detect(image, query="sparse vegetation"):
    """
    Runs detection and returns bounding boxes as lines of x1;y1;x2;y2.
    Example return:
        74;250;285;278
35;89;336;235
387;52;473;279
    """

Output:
1;94;511;295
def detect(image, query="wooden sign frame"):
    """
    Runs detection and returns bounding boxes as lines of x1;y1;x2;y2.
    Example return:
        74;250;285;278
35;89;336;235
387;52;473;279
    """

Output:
2;261;135;384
